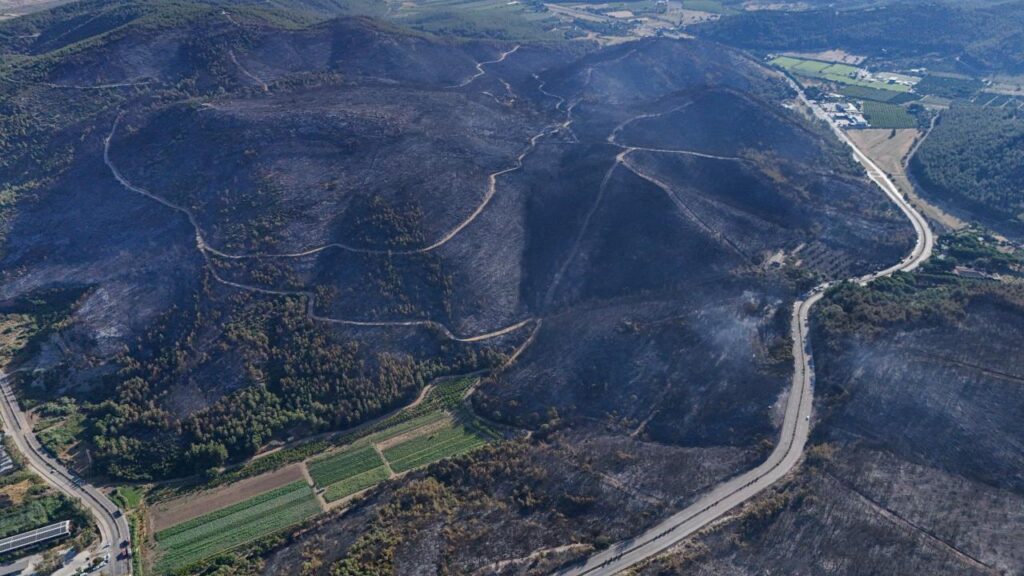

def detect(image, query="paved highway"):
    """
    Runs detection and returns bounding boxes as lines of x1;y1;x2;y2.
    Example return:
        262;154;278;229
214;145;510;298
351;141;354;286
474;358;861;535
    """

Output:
0;372;131;575
555;78;934;576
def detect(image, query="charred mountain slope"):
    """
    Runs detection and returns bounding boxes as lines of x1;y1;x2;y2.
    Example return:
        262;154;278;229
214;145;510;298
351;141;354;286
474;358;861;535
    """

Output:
637;273;1024;576
190;35;915;576
1;5;923;571
0;9;568;479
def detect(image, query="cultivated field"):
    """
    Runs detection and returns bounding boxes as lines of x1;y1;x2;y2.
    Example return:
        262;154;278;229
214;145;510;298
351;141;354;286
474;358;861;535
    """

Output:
147;376;500;569
323;466;391;503
150;463;305;532
153;481;321;573
307;445;385;489
861;101;916;128
384;422;492;473
770;56;910;94
782;49;865;65
304;378;497;502
915;74;982;99
394;0;562;40
840;85;914;103
309;413;495;502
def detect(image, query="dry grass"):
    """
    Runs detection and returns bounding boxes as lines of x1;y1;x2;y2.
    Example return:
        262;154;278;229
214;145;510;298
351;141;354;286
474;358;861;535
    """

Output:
0;479;34;505
847;128;965;231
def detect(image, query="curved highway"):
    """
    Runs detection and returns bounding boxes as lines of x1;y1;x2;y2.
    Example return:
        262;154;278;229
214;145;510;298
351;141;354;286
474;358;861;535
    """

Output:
0;372;131;575
555;78;934;576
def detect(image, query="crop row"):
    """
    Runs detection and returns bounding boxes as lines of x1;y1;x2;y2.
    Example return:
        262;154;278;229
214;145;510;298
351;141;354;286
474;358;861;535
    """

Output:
323;377;474;450
157;482;314;549
383;424;490;473
307;445;383;488
155;486;320;573
155;481;309;541
323;466;391;503
862;101;917;128
840;85;903;103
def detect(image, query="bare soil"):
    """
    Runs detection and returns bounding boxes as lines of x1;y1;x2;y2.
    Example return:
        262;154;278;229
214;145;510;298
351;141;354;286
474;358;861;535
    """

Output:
149;463;305;532
782;49;866;65
0;479;33;505
374;415;454;451
847;128;964;232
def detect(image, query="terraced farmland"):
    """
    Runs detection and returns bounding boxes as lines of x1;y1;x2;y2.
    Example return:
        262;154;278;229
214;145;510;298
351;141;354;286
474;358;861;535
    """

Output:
153;481;320;574
383;423;492;473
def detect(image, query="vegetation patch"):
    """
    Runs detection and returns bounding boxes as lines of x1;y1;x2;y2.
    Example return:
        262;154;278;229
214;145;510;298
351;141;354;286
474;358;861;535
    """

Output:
309;378;495;501
915;74;983;100
395;0;564;41
308;445;384;488
383;422;493;473
33;398;84;458
154;481;320;574
769;56;909;94
910;104;1024;227
113;486;143;510
201;377;478;490
323;466;391;503
861;101;917;129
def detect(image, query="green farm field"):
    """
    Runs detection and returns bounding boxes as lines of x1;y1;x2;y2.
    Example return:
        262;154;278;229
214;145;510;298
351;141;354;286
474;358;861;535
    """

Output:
862;101;917;128
307;377;496;502
770;56;910;94
323;466;391;503
678;0;735;13
148;376;496;571
307;445;384;488
153;481;321;574
384;422;493;473
394;0;562;41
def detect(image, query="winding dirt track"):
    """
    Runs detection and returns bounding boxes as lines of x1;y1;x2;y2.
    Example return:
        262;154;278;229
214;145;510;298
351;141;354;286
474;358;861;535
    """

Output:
449;45;520;88
227;49;268;91
554;76;934;576
544;98;749;308
102;47;552;343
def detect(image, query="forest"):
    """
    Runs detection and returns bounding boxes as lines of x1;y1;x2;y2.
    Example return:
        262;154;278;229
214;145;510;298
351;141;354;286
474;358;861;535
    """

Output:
910;104;1024;231
696;1;1024;74
83;286;506;480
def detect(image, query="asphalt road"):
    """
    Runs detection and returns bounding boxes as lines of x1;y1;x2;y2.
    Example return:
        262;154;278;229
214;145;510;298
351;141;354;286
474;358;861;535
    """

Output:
0;372;131;576
555;79;934;576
